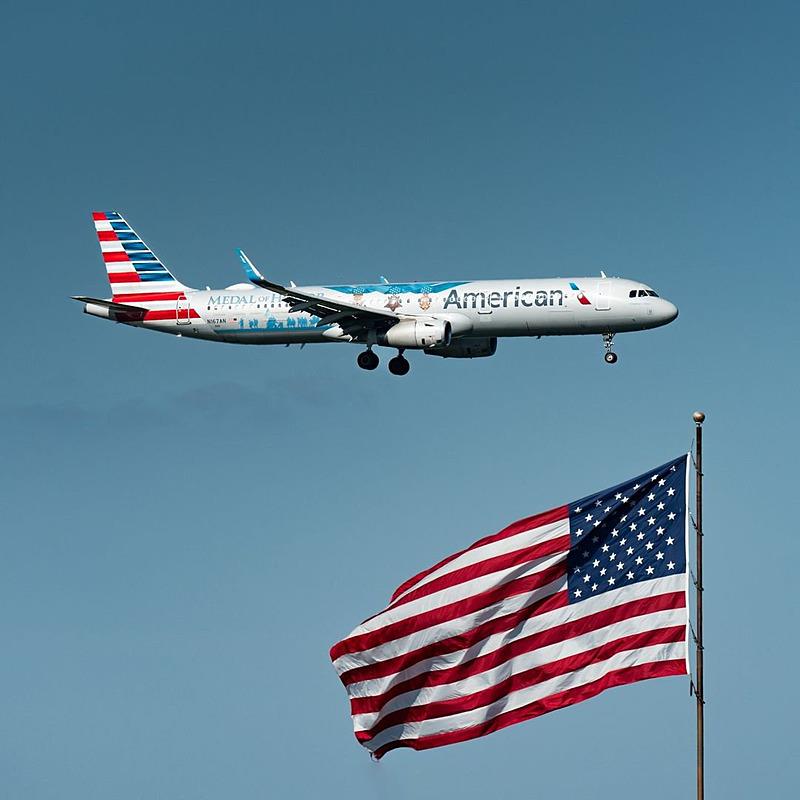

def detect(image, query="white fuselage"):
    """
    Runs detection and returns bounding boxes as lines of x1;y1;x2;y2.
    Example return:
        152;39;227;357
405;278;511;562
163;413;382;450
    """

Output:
114;276;677;345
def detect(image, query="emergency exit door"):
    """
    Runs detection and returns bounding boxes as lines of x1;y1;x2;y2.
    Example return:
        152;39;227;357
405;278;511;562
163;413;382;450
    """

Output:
595;281;610;311
176;295;191;324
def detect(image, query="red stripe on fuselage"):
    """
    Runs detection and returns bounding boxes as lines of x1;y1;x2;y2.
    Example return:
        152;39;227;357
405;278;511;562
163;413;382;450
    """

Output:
143;309;201;321
113;292;184;303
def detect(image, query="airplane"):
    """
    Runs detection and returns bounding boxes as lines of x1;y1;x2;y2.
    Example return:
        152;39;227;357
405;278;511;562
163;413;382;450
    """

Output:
73;212;678;375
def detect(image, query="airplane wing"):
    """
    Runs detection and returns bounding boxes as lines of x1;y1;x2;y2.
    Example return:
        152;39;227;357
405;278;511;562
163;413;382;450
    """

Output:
237;249;399;337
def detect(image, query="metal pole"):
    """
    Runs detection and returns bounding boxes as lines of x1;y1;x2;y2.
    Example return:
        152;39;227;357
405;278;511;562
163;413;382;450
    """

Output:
692;411;705;800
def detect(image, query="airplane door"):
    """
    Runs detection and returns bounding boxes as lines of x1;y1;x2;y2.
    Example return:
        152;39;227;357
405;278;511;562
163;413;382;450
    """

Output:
595;281;610;311
176;295;191;325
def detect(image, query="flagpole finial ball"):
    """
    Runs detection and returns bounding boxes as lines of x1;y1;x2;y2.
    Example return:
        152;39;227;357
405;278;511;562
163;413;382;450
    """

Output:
692;411;706;424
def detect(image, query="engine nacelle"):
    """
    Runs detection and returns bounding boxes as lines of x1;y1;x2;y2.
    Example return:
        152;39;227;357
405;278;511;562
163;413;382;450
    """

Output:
383;319;452;349
424;337;498;359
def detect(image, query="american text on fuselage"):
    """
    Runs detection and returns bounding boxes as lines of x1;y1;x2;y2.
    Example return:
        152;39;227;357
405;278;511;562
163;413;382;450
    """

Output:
443;287;565;310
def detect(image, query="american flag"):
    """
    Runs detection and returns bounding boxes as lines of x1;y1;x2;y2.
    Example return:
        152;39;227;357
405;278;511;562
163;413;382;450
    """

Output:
330;455;690;759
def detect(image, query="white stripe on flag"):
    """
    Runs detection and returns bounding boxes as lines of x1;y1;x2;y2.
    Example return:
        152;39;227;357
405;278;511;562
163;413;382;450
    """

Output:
332;573;567;676
358;549;568;635
390;516;569;605
344;573;686;698
352;606;686;731
364;641;685;752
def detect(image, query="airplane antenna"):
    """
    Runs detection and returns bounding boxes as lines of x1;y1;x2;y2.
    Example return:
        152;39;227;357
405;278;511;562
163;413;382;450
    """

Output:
380;275;390;284
600;270;607;278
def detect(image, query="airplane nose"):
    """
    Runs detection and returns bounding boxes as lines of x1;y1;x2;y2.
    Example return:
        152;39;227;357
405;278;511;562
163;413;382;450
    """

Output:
660;299;678;323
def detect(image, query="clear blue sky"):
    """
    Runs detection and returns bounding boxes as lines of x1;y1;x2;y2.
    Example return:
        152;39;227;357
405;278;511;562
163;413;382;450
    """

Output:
1;2;797;797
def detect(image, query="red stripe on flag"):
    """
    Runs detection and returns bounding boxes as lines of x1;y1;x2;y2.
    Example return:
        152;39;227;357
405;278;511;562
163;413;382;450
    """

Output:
338;590;568;687
388;534;571;611
108;272;141;283
92;212;106;221
371;658;687;758
97;230;118;241
113;292;184;303
390;505;569;602
103;251;130;263
330;561;567;662
349;590;686;714
362;624;686;740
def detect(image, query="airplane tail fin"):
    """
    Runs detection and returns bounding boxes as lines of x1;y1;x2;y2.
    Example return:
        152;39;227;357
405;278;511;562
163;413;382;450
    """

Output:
92;211;193;304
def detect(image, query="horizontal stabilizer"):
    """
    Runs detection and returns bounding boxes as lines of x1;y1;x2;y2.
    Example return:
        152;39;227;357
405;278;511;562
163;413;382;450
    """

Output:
71;295;147;322
71;296;145;313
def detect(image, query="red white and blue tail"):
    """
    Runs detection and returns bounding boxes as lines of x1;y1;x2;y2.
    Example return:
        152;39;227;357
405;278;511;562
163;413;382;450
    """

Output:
92;211;192;304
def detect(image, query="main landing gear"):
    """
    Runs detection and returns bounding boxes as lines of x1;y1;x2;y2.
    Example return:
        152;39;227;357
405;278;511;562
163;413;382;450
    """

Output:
357;348;411;375
388;351;410;376
602;333;618;364
357;348;379;371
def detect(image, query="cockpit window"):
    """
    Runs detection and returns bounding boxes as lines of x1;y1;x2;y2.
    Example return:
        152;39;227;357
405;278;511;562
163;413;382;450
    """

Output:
629;290;637;298
646;290;659;297
638;290;648;297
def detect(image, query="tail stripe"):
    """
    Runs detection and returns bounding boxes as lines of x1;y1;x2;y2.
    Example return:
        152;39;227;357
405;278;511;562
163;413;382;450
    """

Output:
92;211;191;303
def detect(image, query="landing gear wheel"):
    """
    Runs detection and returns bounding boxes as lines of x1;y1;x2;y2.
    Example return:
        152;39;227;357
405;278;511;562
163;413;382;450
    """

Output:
388;354;410;376
357;349;379;371
602;333;617;364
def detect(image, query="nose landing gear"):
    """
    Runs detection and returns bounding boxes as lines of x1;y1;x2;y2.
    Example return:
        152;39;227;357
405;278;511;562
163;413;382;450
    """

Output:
357;348;379;371
602;333;618;364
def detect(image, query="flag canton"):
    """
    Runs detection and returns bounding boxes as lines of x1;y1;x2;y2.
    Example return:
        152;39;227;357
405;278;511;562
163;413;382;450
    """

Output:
566;455;687;603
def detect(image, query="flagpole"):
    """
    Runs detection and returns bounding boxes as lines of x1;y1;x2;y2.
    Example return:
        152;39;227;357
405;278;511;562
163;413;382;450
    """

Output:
692;411;705;800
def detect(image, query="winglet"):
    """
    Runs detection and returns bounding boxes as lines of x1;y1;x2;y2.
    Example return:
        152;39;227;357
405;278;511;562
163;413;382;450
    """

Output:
237;249;288;294
237;249;265;282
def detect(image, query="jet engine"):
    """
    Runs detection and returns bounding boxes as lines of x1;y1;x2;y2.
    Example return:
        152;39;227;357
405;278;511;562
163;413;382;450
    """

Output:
383;319;452;349
424;337;498;358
